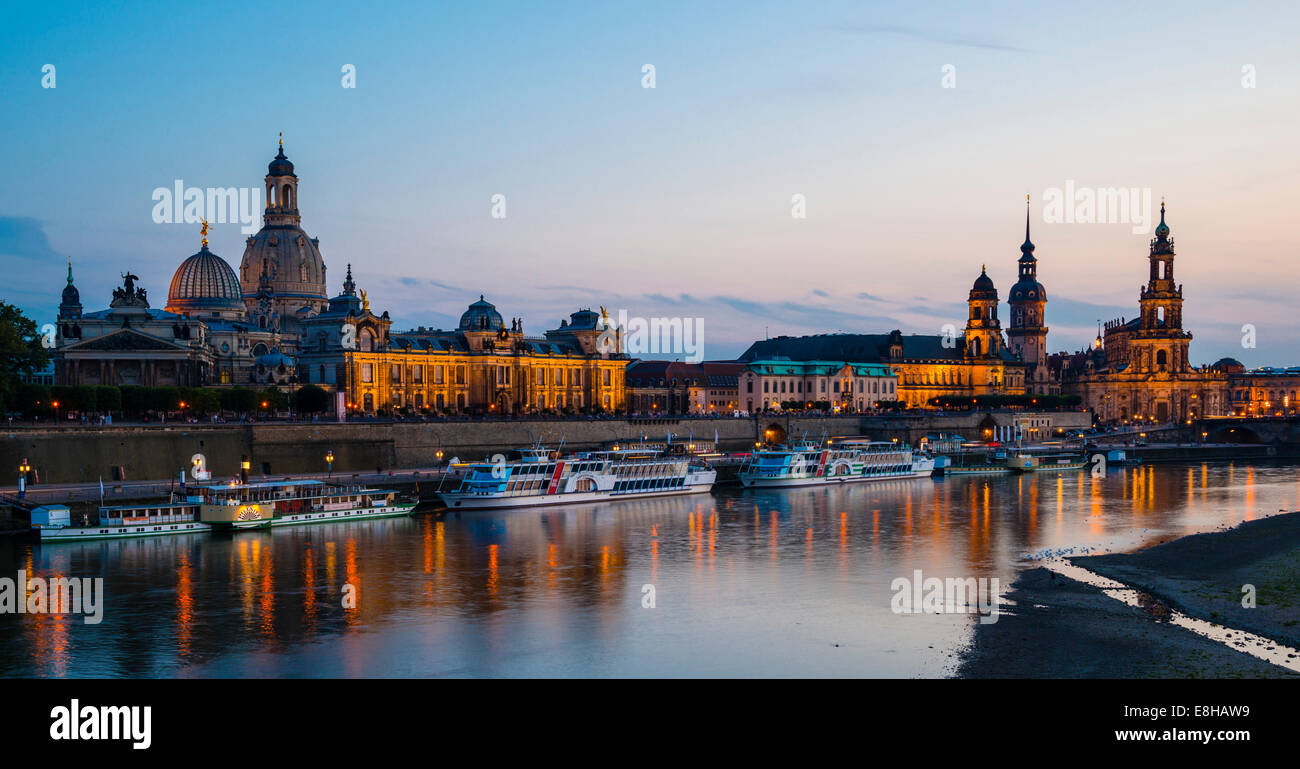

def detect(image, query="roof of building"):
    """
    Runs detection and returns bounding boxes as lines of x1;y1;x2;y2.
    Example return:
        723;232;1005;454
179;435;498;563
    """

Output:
739;332;1019;364
168;244;244;312
268;143;295;177
742;359;896;377
458;296;504;331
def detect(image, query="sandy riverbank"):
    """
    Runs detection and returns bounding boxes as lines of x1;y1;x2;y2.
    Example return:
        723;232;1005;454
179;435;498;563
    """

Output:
958;512;1300;678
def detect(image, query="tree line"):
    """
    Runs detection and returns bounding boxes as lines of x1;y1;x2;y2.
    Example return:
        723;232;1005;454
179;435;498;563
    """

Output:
7;383;334;418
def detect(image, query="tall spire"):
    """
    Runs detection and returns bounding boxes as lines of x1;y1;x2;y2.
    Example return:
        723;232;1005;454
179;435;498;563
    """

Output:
1151;197;1173;255
59;255;82;318
1021;194;1035;256
342;263;356;296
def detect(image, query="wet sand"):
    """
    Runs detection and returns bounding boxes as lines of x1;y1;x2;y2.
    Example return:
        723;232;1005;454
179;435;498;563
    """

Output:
958;512;1300;678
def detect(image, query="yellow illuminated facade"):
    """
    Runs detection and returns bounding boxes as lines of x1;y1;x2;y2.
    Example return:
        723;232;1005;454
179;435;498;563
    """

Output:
298;271;626;415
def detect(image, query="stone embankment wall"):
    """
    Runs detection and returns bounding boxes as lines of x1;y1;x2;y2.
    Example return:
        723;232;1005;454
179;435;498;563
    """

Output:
3;411;1092;484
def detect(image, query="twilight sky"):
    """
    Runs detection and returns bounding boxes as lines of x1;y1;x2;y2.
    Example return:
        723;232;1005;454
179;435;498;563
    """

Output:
2;1;1298;366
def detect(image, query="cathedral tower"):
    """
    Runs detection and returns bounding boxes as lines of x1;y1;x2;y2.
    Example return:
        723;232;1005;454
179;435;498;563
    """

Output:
964;266;1002;359
1007;197;1048;368
1131;201;1191;375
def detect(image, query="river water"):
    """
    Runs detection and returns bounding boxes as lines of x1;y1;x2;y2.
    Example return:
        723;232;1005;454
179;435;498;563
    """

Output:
2;461;1297;677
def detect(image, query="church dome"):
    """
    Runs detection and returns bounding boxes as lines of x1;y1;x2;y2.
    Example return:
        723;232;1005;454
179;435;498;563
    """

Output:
61;275;79;307
459;296;504;330
1154;202;1170;238
1008;279;1046;302
268;145;295;177
239;226;328;301
969;266;997;298
168;244;244;312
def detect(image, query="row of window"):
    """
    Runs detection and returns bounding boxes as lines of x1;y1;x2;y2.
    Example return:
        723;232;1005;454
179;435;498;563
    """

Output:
356;362;616;388
753;378;895;395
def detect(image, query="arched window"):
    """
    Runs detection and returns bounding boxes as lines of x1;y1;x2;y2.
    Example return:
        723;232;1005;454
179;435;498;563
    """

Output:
1156;349;1168;367
282;184;293;209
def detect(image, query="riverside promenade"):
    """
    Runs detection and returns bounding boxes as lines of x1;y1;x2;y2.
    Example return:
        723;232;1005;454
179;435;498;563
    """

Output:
1;410;1094;485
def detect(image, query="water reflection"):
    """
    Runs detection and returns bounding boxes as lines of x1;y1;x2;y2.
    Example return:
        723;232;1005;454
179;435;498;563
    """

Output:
1;461;1297;677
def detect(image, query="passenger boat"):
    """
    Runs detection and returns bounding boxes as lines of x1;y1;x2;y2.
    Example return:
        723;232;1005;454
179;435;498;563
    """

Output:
939;446;1087;476
605;432;722;459
32;500;211;541
198;480;417;529
438;447;716;509
1028;451;1088;472
1006;453;1040;473
941;448;1015;476
738;439;935;488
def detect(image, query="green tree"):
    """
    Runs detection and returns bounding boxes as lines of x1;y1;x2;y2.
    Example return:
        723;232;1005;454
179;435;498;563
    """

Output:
0;302;50;406
295;384;331;414
179;386;219;414
94;386;121;413
120;385;149;415
220;387;257;414
17;383;52;415
259;387;287;411
149;386;180;413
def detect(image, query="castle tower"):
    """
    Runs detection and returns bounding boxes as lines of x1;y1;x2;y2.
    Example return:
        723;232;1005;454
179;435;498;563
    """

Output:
1131;201;1191;376
965;265;1002;359
1006;196;1048;368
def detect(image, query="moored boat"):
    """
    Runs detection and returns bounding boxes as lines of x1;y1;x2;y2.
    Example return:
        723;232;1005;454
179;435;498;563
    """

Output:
438;447;716;509
738;439;935;488
198;479;417;529
33;500;211;542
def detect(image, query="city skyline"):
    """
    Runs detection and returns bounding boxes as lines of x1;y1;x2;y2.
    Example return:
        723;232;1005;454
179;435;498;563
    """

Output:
4;1;1298;365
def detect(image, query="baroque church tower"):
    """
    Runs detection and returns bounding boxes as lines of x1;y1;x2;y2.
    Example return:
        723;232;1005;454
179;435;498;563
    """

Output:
964;265;1002;359
239;137;329;351
1006;197;1052;394
1131;201;1191;374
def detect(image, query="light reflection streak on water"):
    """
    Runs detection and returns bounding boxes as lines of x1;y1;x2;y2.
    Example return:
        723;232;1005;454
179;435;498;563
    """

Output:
2;461;1298;678
1040;558;1300;674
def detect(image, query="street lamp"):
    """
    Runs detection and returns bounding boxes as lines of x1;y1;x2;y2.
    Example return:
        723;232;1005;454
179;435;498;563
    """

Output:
325;450;334;478
18;458;31;499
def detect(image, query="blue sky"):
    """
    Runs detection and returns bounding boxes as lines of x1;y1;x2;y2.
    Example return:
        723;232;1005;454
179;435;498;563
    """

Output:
2;0;1298;364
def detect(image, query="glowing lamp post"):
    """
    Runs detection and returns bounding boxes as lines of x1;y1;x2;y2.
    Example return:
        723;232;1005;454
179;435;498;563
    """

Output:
18;458;31;500
325;450;334;478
